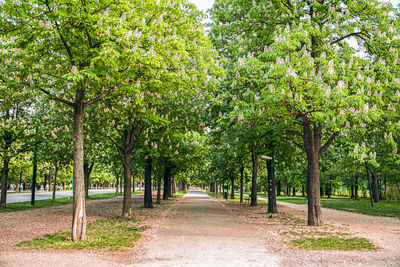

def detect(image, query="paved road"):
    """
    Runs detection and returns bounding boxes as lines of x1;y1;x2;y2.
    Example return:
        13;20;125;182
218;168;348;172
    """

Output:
139;190;278;266
6;189;117;203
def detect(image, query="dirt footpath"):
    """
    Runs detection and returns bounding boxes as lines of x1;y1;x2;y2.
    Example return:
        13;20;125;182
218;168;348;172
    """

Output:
136;191;279;266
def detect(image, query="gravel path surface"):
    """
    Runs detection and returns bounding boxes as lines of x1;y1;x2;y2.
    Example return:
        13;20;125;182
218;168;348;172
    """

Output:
136;190;279;266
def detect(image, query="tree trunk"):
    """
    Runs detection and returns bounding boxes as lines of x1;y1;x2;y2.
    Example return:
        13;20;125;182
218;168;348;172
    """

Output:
266;159;278;213
327;182;332;198
371;170;379;203
240;166;244;203
48;170;52;192
302;185;305;197
172;175;176;195
355;174;359;199
350;185;354;199
303;117;322;226
84;161;94;198
250;148;258;206
157;172;162;204
163;164;171;200
0;159;10;208
115;172;119;195
230;175;235;199
277;180;281;196
43;174;47;192
292;187;296;196
52;165;58;202
122;155;132;217
71;94;87;242
366;166;374;206
144;157;153;208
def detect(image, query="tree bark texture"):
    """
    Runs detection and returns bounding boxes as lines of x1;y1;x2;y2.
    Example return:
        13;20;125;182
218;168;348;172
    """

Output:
48;170;52;192
366;166;374;206
371;170;380;203
240;166;244;203
122;154;132;217
250;148;258;206
230;175;235;199
144;157;153;208
115;172;119;195
303;116;322;226
163;164;171;200
52;165;58;202
71;92;87;242
157;172;162;204
355;174;359;199
0;159;10;208
266;159;278;213
172;175;176;195
84;161;94;198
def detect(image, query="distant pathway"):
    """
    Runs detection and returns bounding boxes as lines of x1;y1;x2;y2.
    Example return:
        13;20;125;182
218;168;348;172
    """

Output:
6;189;117;203
138;190;279;266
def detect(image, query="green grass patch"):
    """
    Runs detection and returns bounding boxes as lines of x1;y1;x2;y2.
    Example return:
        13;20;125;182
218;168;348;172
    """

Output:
207;192;224;198
17;217;145;251
268;195;400;218
0;192;131;213
288;236;377;250
173;190;187;197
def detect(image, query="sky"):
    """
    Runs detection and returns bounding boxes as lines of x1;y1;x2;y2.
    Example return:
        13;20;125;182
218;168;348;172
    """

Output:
188;0;400;15
188;0;214;13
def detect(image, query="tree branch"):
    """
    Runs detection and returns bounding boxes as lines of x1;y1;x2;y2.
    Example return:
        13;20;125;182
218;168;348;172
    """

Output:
45;0;75;66
320;131;340;155
85;88;114;107
331;32;363;45
37;87;74;107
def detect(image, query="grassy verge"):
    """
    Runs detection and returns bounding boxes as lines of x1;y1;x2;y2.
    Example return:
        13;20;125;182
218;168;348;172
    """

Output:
288;236;376;250
274;213;378;250
207;192;224;198
0;191;145;213
257;194;400;218
17;217;145;251
173;190;187;197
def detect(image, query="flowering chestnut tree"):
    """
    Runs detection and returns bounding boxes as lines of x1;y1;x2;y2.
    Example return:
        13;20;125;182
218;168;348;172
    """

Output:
0;0;218;240
212;0;400;225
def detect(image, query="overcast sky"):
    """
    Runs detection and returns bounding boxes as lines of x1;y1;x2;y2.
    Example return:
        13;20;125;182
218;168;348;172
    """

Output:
188;0;400;18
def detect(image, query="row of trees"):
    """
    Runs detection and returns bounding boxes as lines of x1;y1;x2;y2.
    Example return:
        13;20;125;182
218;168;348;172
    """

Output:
204;0;400;226
0;0;221;241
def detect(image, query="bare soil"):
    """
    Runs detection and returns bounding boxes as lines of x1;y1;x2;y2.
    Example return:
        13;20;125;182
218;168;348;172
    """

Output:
0;191;399;267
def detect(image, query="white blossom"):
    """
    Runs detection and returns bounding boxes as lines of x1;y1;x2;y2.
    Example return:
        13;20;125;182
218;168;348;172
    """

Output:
71;66;78;73
327;59;334;75
287;66;297;78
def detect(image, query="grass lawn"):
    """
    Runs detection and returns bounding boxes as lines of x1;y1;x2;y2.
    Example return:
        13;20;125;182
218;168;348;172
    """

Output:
173;190;188;197
287;236;377;250
259;194;400;218
17;217;145;251
0;191;145;213
207;192;224;198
